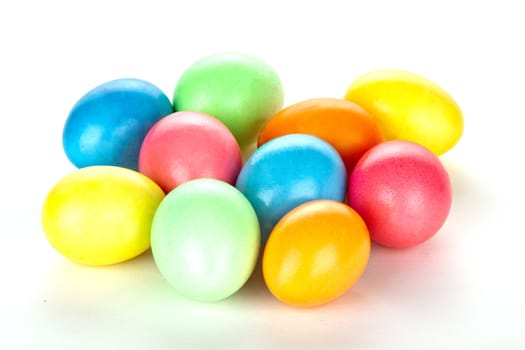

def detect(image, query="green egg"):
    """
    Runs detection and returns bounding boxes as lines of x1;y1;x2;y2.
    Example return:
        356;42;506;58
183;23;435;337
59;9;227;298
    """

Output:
173;52;284;148
151;179;260;302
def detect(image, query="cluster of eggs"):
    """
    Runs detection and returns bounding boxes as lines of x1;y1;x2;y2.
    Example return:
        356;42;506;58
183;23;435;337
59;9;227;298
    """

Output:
42;52;463;307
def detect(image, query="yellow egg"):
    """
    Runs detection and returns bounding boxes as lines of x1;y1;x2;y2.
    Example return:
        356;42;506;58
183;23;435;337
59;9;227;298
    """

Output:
42;166;164;266
344;69;463;155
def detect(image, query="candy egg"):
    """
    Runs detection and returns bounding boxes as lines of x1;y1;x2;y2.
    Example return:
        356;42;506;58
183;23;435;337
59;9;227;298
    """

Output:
258;98;383;172
236;134;346;242
173;52;284;148
344;69;463;155
151;179;260;302
41;166;165;265
139;111;242;193
263;200;371;307
63;78;173;170
348;140;452;248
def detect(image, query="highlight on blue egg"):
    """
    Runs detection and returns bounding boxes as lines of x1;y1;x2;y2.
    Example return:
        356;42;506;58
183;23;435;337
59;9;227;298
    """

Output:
63;78;173;170
236;134;347;242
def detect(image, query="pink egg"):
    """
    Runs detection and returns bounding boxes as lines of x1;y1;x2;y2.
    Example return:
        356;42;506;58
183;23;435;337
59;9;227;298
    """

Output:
139;111;242;193
348;140;451;248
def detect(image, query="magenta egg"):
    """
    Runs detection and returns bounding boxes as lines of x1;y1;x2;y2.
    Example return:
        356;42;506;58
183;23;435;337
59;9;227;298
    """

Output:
348;140;452;248
139;111;242;193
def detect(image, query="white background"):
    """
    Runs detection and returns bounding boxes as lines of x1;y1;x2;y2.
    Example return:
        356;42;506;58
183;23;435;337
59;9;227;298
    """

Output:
1;0;524;349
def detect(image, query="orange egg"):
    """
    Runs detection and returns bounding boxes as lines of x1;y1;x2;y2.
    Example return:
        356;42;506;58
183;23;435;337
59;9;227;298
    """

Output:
258;98;383;171
262;200;371;307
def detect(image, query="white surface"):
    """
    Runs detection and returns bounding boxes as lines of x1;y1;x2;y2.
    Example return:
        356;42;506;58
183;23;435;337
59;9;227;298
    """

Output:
1;0;524;349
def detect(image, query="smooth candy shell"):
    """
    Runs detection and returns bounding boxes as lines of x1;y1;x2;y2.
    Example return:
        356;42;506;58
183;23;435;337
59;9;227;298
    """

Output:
263;200;371;307
236;134;346;242
41;166;165;265
344;69;463;155
258;98;383;172
348;140;452;248
139;111;242;193
63;78;173;170
173;52;284;148
151;179;260;302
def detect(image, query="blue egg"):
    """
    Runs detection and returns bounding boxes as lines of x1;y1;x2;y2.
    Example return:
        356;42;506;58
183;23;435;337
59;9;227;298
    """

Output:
236;134;347;242
63;78;173;170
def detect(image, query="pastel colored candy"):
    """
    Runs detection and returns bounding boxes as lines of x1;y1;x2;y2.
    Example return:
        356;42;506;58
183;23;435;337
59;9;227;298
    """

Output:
151;179;260;302
41;166;165;265
344;69;463;155
348;140;452;248
263;200;371;307
236;134;346;242
139;111;242;193
258;98;383;172
173;52;284;148
63;78;173;170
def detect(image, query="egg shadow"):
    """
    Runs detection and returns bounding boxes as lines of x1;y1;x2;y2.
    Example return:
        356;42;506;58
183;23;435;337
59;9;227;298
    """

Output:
34;159;489;348
439;156;498;242
37;245;280;347
229;249;273;303
342;158;488;309
244;159;489;347
241;142;257;163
